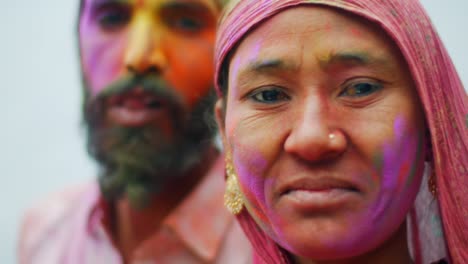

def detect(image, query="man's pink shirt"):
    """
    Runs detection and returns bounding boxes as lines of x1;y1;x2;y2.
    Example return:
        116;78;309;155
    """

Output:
18;158;251;263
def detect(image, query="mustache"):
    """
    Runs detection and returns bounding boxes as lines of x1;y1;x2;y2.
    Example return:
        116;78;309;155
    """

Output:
94;73;183;109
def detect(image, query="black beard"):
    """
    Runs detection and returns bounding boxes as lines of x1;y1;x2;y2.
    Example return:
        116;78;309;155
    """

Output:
83;74;217;209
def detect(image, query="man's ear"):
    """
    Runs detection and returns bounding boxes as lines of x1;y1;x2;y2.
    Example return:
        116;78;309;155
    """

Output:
214;98;227;147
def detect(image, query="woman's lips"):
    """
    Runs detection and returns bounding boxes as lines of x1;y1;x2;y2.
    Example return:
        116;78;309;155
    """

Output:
277;177;360;211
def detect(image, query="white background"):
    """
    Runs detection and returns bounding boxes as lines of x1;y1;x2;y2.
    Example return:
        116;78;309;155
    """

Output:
1;0;467;263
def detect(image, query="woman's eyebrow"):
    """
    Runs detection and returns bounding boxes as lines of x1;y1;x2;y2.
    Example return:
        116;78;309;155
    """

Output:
236;50;394;83
233;58;299;86
318;51;393;70
239;59;299;78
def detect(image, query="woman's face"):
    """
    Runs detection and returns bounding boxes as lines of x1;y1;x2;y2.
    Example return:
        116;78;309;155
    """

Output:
216;6;426;260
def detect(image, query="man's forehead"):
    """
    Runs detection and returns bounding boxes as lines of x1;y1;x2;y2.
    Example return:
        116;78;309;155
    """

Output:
82;0;220;12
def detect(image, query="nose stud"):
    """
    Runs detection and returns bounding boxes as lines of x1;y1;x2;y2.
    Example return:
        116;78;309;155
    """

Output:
329;133;336;140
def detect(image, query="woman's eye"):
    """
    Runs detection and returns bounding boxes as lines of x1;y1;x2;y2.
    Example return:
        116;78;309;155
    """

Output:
97;7;131;31
340;82;383;97
250;88;289;103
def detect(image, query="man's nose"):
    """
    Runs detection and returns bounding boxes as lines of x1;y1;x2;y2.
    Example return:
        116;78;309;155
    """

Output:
284;97;347;162
124;13;167;75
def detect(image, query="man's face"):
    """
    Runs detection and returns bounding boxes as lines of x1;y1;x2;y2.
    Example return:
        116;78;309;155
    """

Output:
80;0;218;125
79;0;219;207
217;6;426;260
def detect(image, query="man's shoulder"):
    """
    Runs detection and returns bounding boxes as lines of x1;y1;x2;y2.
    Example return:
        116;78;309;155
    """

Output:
18;181;99;263
21;181;97;225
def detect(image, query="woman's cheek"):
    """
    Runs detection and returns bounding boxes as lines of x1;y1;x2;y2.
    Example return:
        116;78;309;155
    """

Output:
229;125;273;230
382;116;425;192
370;116;425;222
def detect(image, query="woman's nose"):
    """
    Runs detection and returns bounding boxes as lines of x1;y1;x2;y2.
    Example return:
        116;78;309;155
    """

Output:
284;99;347;162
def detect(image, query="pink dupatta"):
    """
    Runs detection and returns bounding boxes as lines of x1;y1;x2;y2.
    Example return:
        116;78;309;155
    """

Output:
214;0;468;263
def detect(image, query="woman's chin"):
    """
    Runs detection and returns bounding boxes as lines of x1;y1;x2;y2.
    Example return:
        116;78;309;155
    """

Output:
280;238;376;262
271;219;384;262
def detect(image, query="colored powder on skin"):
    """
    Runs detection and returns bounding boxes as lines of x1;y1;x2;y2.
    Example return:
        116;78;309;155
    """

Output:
102;43;125;83
370;153;383;183
371;115;424;222
136;0;145;8
234;150;269;223
323;21;332;32
393;116;405;142
230;56;242;91
230;38;263;90
83;43;110;95
382;116;406;184
370;116;408;221
389;116;424;190
225;114;270;227
230;133;271;227
81;31;128;96
397;162;411;188
403;134;424;190
250;39;262;60
317;50;371;70
349;27;363;38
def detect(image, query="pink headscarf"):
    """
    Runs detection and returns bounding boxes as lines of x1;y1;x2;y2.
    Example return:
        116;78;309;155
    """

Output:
214;0;467;263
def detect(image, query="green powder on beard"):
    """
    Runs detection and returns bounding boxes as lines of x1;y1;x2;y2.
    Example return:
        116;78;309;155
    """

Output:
126;181;152;210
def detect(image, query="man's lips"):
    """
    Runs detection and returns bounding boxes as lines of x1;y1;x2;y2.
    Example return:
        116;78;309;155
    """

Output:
105;90;169;127
107;90;165;109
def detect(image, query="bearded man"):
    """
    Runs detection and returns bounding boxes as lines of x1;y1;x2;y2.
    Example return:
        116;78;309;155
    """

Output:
18;0;250;263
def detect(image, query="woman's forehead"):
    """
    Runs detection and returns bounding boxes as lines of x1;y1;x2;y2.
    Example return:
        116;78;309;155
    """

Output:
230;6;400;76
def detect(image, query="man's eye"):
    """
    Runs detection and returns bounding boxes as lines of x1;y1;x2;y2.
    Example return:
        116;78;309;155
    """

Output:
97;7;131;31
169;16;204;32
250;88;289;103
340;82;383;97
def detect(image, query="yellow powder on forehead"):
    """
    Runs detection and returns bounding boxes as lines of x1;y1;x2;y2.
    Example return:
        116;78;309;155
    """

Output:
316;52;332;64
133;0;224;11
217;0;231;6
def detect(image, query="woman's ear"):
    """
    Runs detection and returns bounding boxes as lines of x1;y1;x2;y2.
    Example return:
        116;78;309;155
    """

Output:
214;98;227;146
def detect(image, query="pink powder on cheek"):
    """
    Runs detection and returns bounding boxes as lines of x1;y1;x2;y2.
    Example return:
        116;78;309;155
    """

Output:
100;41;127;89
372;115;423;221
85;45;115;96
231;141;268;202
82;33;127;97
235;153;271;226
385;116;422;187
228;124;271;227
